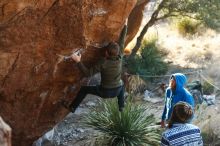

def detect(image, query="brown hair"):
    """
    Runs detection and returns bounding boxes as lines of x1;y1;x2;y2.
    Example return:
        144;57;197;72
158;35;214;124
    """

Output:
106;42;119;56
168;101;193;128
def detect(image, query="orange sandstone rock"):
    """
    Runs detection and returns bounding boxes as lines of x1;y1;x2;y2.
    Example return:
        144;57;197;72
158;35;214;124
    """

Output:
0;0;149;145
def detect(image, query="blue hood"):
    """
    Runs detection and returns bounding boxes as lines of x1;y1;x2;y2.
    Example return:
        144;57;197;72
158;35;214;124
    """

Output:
172;73;187;92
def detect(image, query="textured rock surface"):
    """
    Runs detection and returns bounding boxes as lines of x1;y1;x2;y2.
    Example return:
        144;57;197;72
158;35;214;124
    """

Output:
0;117;11;146
193;101;220;145
0;0;149;145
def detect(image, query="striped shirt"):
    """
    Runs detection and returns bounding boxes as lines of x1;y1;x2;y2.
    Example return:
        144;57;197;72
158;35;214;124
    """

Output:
161;123;203;146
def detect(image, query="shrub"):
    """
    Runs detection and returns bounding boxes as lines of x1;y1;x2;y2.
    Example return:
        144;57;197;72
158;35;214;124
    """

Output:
84;99;161;146
127;36;168;81
177;18;200;36
203;80;214;95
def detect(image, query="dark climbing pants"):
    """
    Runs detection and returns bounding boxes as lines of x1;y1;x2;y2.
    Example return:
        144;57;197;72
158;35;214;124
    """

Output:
69;85;125;112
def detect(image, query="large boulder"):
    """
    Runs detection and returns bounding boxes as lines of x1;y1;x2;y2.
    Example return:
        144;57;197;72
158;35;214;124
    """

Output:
194;103;220;145
0;0;149;145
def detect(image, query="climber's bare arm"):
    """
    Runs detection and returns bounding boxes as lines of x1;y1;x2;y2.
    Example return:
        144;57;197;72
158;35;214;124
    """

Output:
118;18;128;55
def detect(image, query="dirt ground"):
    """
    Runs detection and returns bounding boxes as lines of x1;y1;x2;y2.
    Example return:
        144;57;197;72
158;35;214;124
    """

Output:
34;93;165;146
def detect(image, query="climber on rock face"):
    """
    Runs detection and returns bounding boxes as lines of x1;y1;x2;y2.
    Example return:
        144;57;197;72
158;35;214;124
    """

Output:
62;42;125;112
62;19;128;113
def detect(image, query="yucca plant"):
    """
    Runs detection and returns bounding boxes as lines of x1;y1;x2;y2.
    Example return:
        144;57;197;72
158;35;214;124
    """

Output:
84;99;161;146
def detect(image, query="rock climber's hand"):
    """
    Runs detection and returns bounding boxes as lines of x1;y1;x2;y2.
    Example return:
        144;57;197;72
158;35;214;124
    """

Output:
71;53;81;63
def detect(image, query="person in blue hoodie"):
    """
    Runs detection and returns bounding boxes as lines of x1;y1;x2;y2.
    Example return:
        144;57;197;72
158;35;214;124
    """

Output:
161;73;195;128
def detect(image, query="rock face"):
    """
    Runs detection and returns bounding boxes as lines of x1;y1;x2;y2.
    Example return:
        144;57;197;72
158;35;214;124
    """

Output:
0;0;148;145
194;103;220;145
0;117;11;146
125;0;149;45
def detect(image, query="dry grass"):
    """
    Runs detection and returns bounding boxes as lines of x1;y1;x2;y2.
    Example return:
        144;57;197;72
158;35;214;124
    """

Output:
126;75;147;95
127;19;220;88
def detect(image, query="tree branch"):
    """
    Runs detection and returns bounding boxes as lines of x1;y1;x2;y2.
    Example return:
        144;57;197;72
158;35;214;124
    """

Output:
129;0;168;59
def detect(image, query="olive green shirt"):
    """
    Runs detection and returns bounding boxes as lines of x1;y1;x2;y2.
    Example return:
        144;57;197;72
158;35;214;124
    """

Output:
77;56;123;88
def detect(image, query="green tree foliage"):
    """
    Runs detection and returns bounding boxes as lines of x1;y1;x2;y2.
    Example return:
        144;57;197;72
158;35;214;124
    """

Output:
191;0;220;29
84;99;161;146
158;0;220;29
127;36;168;80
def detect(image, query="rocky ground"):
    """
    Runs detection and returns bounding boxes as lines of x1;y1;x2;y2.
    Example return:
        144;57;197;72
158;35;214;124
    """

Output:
33;91;165;146
194;100;220;145
33;95;100;146
33;84;220;146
